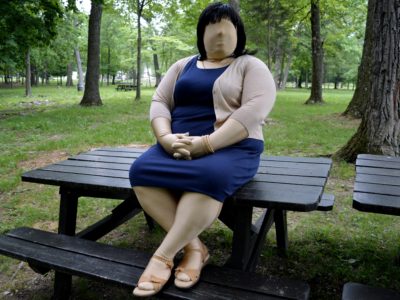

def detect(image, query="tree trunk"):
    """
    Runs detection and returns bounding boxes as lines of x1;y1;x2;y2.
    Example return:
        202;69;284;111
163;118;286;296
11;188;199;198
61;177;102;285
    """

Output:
153;53;161;87
335;0;400;161
80;2;103;106
107;45;110;86
25;48;32;97
305;0;324;104
281;51;292;90
135;0;145;101
273;43;282;89
342;0;375;118
74;47;84;91
66;62;73;86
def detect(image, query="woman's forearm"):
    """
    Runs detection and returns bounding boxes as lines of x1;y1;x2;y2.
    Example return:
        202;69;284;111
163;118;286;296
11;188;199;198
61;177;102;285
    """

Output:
209;118;248;151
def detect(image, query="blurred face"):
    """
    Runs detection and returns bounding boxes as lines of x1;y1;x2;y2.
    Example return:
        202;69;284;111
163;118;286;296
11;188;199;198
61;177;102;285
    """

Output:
203;18;237;59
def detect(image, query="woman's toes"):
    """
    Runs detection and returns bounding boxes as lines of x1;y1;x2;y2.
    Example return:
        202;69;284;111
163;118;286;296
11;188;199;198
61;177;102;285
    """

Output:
176;272;191;282
138;281;155;290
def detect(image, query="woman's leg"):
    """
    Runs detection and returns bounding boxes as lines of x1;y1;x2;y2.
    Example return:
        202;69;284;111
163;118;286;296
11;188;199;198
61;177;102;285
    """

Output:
133;186;178;231
134;186;205;248
134;191;222;295
155;191;222;259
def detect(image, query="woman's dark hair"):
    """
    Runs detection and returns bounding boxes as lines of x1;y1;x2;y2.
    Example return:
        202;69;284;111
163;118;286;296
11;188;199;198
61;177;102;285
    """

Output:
197;2;247;60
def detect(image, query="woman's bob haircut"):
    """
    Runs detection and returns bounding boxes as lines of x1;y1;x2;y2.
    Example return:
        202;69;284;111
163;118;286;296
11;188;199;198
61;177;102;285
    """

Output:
197;2;247;60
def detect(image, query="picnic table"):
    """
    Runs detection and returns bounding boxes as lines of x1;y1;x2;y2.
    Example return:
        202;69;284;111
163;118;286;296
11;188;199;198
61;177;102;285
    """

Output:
115;83;137;91
0;147;333;299
353;154;400;215
345;154;400;299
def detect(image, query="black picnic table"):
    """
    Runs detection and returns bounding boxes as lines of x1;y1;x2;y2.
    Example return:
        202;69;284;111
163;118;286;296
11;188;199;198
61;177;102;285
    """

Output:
353;154;400;215
19;147;332;271
345;155;400;298
116;83;136;91
0;147;333;299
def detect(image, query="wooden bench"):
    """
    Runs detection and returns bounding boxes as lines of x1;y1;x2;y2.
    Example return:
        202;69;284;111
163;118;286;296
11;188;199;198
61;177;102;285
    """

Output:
0;147;334;299
116;83;137;91
0;227;311;299
342;282;400;300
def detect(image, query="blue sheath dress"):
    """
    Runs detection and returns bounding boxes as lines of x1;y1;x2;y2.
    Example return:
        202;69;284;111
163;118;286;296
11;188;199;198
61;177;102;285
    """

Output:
129;57;263;202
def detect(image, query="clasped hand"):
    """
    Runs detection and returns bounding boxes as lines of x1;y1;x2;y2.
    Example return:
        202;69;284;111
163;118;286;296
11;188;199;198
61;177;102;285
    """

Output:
158;133;208;160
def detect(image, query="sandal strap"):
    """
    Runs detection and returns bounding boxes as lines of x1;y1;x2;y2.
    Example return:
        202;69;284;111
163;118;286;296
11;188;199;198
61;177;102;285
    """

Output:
152;254;174;269
183;244;208;262
175;244;209;281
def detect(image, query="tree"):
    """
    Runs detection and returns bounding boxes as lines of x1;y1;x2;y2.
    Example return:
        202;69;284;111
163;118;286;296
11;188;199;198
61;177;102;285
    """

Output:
0;0;63;95
305;0;324;104
80;0;103;106
335;0;400;161
342;0;374;118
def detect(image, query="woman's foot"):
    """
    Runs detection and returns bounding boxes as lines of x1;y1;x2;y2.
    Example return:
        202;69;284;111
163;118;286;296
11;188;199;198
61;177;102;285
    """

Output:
174;243;210;289
133;254;174;297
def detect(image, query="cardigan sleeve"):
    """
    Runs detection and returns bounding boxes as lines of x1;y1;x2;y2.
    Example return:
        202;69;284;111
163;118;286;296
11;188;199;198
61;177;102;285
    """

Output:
149;56;193;122
229;58;276;138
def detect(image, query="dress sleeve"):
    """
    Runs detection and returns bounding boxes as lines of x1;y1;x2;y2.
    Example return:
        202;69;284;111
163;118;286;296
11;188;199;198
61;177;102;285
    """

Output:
149;56;193;121
229;58;276;137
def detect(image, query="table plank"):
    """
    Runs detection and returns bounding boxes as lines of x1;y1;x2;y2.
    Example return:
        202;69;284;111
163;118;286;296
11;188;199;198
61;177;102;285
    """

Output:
353;192;400;215
356;158;400;170
236;187;322;211
22;170;131;190
356;166;400;177
71;153;331;174
354;182;400;197
355;174;400;187
357;154;400;162
58;160;328;178
40;164;326;187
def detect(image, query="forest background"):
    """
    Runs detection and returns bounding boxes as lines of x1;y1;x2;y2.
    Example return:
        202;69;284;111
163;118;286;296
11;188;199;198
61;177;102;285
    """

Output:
0;0;367;97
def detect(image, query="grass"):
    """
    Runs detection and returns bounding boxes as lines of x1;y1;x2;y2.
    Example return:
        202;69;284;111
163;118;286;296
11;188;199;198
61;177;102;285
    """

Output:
0;85;399;299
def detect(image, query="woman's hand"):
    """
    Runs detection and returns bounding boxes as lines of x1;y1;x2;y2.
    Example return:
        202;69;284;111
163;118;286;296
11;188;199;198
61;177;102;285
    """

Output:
172;135;214;159
158;133;191;156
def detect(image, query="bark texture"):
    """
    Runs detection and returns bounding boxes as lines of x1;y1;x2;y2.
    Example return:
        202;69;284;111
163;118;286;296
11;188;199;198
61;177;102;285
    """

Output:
80;2;103;106
135;0;145;101
25;48;31;97
74;47;84;91
153;53;161;87
305;0;324;104
335;0;400;161
66;62;73;87
342;0;375;118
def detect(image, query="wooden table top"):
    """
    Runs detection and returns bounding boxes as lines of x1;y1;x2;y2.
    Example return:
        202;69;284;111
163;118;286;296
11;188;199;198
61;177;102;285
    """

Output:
354;154;400;216
22;147;332;212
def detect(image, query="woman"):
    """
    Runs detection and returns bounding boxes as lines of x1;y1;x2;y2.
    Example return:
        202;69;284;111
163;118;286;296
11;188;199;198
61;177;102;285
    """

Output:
129;2;276;297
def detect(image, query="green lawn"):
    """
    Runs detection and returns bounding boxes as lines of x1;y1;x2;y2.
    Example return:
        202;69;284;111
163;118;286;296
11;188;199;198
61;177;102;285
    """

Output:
0;85;399;299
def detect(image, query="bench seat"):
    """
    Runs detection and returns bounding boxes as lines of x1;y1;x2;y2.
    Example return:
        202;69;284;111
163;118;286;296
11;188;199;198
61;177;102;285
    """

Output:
342;282;400;300
0;227;310;300
317;193;335;211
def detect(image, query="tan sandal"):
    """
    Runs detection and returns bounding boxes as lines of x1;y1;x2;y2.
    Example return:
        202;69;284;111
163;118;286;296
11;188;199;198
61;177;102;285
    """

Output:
133;254;174;297
174;243;210;289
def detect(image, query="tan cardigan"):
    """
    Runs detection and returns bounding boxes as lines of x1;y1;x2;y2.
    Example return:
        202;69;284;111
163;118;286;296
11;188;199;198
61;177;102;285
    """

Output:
150;54;276;141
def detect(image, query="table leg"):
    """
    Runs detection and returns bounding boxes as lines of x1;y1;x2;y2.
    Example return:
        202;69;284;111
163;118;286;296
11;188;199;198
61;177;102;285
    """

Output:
245;208;275;272
53;187;78;299
224;204;253;270
274;210;288;256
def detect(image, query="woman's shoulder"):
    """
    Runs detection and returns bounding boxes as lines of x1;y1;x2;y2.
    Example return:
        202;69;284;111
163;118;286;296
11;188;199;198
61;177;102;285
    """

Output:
235;55;269;69
172;55;198;70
